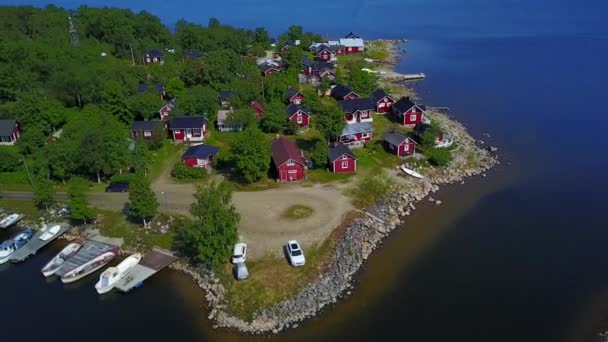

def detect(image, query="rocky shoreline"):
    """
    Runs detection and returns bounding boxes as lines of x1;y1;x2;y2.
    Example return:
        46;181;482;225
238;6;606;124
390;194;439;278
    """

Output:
172;108;498;334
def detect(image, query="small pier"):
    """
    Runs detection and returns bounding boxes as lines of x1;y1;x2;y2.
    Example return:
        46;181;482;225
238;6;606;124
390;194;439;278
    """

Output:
54;240;118;277
115;248;177;292
9;222;70;262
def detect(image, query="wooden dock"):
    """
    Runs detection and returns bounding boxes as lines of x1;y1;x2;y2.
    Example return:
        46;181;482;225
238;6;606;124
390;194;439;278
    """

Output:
54;240;118;277
115;248;177;293
9;222;70;262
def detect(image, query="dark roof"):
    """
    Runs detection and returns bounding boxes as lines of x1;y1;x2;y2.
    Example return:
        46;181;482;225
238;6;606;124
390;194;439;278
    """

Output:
146;49;164;58
182;144;219;160
345;32;360;39
185;50;205;59
285;103;310;118
138;82;164;94
260;63;280;73
249;101;265;113
331;84;357;99
338;98;374;113
286;88;302;100
340;122;373;137
270;137;305;166
383;130;415;146
302;56;313;67
413;123;433;135
130;120;163;131
370;89;393;103
316;44;332;52
328;143;356;163
219;91;235;101
392;96;417;113
0;119;16;136
170;116;207;129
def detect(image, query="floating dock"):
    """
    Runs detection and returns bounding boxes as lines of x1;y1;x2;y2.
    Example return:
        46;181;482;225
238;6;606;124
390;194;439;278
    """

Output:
9;222;70;262
54;240;118;277
115;248;177;292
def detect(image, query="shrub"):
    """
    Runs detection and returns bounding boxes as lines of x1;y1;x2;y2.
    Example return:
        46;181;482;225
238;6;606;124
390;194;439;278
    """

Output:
348;170;393;207
311;140;328;169
426;148;452;167
110;173;138;184
0;147;22;172
171;162;208;180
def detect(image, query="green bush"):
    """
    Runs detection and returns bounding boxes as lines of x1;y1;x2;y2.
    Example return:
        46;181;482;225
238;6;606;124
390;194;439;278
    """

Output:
0;148;22;172
426;148;452;167
348;170;393;207
171;162;208;180
311;140;328;169
110;173;138;184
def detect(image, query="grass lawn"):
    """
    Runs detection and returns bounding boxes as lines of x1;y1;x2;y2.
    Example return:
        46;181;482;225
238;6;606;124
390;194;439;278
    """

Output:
280;204;314;220
148;141;183;181
0;199;40;219
306;168;354;183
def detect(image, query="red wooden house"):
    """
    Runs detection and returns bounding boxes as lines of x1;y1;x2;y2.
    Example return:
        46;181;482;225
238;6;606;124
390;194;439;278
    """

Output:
130;120;165;140
370;89;395;113
339;38;364;53
285;104;310;128
331;84;359;101
159;102;174;121
181;144;219;169
286;88;304;104
339;122;373;148
270;136;307;182
249;101;265;119
392;97;426;127
169;116;208;142
317;45;333;61
383;130;417;158
338;98;375;124
260;62;281;76
328;143;357;173
0;119;20;145
143;49;164;65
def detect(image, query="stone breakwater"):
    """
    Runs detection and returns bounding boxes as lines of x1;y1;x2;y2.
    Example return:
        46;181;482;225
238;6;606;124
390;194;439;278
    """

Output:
173;110;498;334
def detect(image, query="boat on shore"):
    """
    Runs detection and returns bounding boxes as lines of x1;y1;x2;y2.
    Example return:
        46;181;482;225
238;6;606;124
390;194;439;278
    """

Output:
41;242;83;277
0;213;23;229
61;251;116;284
95;253;142;294
400;165;424;179
0;228;35;264
39;224;61;241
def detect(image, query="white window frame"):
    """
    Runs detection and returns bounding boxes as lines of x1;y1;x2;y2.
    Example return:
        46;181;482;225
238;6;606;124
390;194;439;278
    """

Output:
341;161;348;168
297;116;303;124
362;133;370;139
286;160;294;166
378;102;385;108
410;114;417;122
192;128;202;136
404;143;410;151
143;130;152;137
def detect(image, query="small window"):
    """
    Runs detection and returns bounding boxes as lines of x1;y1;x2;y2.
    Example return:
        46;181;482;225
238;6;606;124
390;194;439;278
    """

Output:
410;114;417;122
297;116;303;124
378;102;385;108
362;133;370;138
286;160;294;166
341;161;348;168
288;170;297;174
143;131;152;137
404;144;409;151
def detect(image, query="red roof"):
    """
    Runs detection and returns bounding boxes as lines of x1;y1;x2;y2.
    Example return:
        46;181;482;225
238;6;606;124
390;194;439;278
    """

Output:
270;137;306;167
249;101;265;113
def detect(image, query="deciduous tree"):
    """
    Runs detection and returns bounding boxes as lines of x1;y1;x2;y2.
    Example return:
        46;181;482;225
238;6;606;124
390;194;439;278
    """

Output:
230;126;270;183
128;176;159;226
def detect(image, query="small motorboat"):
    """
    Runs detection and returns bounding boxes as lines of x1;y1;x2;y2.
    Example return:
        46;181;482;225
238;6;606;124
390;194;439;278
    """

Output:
95;253;142;294
61;251;117;284
41;242;83;277
39;224;61;241
0;228;34;264
400;165;424;179
0;213;22;229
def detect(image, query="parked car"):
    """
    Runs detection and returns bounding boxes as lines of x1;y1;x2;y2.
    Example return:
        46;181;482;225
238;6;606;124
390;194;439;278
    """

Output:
231;243;247;264
234;262;249;280
105;182;129;192
286;240;305;267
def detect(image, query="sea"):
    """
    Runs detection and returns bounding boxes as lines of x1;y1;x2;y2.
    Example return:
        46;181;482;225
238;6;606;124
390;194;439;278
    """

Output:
2;0;608;341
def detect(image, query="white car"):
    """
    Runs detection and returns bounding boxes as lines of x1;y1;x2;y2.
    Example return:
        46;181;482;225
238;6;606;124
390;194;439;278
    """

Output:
231;243;247;264
286;240;305;267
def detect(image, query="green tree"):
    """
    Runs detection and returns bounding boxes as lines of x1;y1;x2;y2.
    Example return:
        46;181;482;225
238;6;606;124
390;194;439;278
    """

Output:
33;175;55;210
315;104;345;141
129;140;151;175
311;139;329;169
225;108;255;130
128;88;163;120
230;126;270;183
175;85;218;117
348;67;377;96
165;77;185;99
128;176;159;226
101;79;132;124
0;148;21;172
177;181;239;268
260;110;287;133
67;177;96;224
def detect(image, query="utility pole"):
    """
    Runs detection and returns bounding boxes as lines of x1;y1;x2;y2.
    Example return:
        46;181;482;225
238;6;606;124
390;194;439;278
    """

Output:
68;15;79;47
130;43;136;66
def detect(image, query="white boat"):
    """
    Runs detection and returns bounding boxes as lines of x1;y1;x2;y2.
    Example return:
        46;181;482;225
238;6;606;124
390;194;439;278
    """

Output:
0;240;15;264
95;253;142;294
39;225;61;241
400;165;424;179
61;251;116;284
0;213;21;229
41;242;83;277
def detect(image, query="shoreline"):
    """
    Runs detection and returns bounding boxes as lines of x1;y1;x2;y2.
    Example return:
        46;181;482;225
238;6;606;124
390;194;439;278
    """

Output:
170;40;499;334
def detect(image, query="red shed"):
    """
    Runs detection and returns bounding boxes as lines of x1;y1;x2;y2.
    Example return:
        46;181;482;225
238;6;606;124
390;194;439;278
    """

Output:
249;101;265;119
181;144;219;169
0;120;20;145
286;88;304;105
130;120;165;141
260;63;281;76
328;143;357;173
170;116;208;142
285;103;310;128
159;102;174;121
270;136;307;182
383;130;417;158
392;96;426;127
370;89;395;113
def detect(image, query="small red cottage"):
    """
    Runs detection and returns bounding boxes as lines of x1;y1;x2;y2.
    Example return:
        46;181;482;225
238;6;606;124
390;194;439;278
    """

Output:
328;143;357;173
169;116;208;142
339;122;373;148
383;130;417;158
143;49;164;65
317;45;333;61
285;104;310;128
181;144;219;169
130;121;164;140
370;89;395;113
338;98;375;124
260;62;281;76
270;136;307;182
249;101;265;119
0;119;20;145
331;84;359;101
286;88;304;105
392;97;426;127
159;102;174;121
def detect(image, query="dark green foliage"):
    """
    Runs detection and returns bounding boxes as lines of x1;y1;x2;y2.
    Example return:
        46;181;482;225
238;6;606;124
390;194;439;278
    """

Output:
426;148;452;167
420;122;442;149
177;181;239;268
225;108;255;130
260;111;287;133
67;177;96;224
110;173;138;184
174;85;218;117
33;175;55;210
283;121;299;135
230;126;270;183
129;140;151;175
128;88;163;120
0;148;21;172
315;103;346;140
171;162;208;180
311;140;329;169
128;176;159;225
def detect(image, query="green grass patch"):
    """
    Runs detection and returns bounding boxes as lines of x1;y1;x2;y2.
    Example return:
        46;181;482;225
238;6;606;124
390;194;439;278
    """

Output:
0;171;32;191
148;141;183;181
346;169;394;208
0;199;39;219
280;204;314;220
306;168;355;183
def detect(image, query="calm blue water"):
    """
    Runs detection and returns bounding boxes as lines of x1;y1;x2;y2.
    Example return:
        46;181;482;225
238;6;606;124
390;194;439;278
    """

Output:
2;1;608;341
